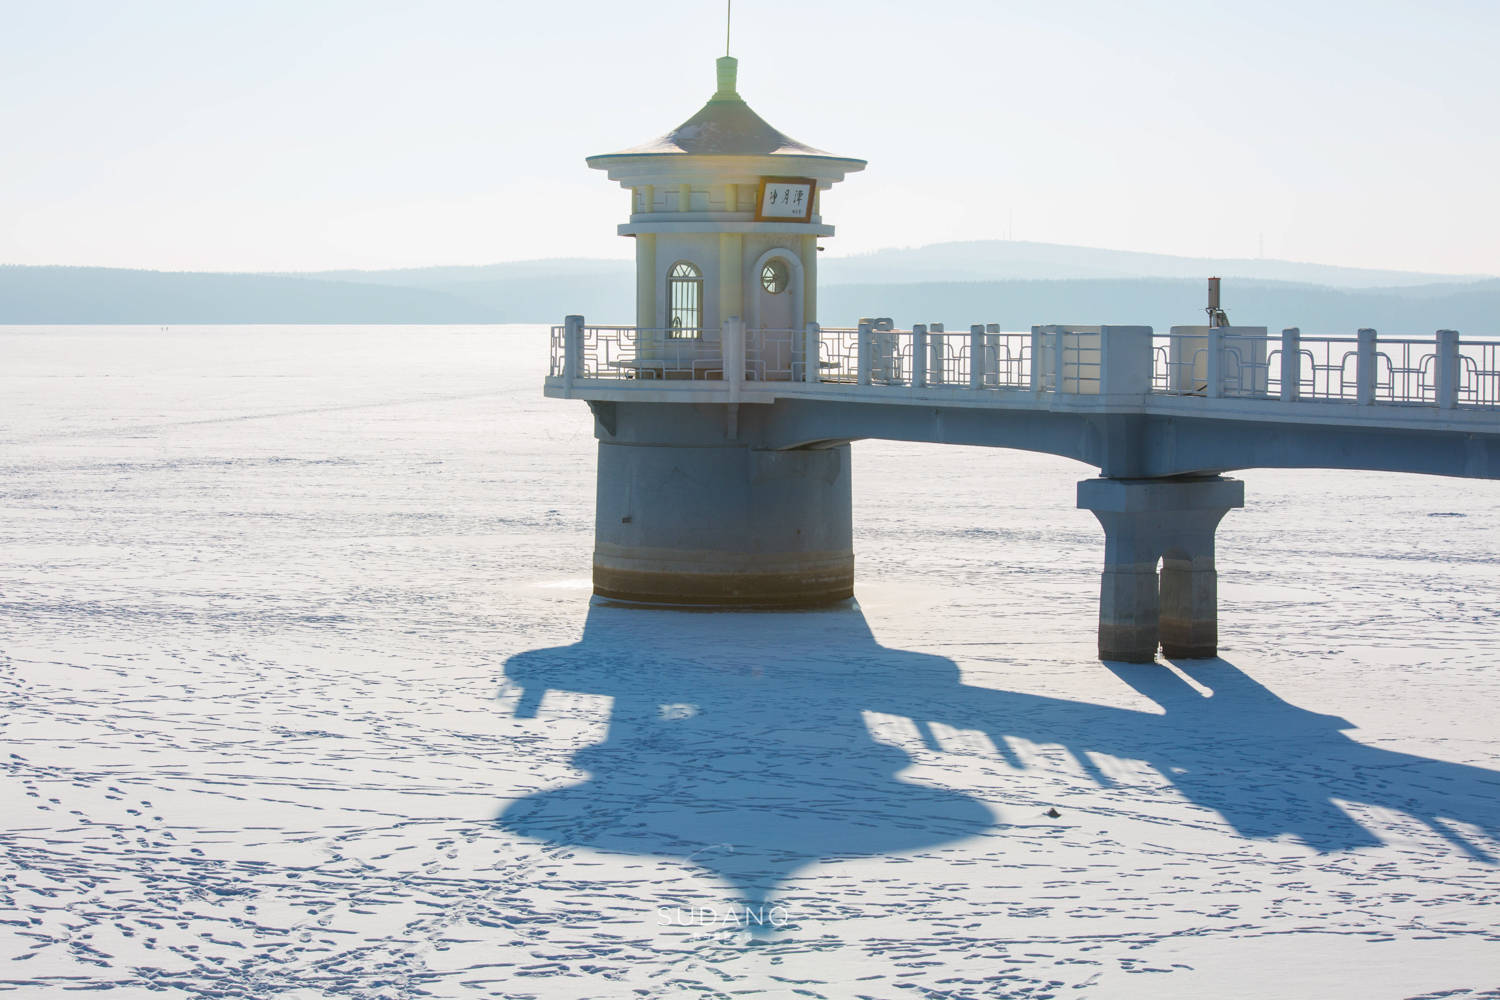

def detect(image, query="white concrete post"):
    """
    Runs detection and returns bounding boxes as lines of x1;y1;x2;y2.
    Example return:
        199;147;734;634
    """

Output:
1099;327;1153;395
874;321;895;382
1206;328;1223;399
1436;329;1459;409
1052;329;1066;395
856;321;872;386
912;324;928;389
929;324;945;386
1030;326;1046;394
803;323;820;384
563;314;584;392
969;325;984;389
723;317;745;400
985;323;1001;387
1357;328;1377;405
1280;328;1301;402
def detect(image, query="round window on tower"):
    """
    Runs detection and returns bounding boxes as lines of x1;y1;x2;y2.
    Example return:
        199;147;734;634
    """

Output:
760;258;789;295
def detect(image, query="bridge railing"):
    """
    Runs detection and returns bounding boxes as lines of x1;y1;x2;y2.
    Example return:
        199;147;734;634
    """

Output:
553;316;1500;411
1285;330;1500;408
1460;340;1500;407
815;326;863;382
744;328;809;382
1142;327;1500;409
553;321;723;382
1031;326;1152;394
1155;327;1273;398
816;323;1034;389
1291;334;1358;400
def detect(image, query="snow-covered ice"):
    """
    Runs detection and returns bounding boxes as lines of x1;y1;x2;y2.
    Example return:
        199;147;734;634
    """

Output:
2;325;1499;999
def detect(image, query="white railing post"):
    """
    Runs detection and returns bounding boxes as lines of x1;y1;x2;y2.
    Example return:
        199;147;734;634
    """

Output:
985;323;1001;387
856;321;872;386
1357;328;1377;405
1030;326;1045;394
1206;328;1223;399
912;324;928;389
723;316;745;400
1052;329;1066;394
1436;329;1459;409
1099;326;1152;395
969;325;984;389
563;314;584;391
929;323;944;386
874;319;895;383
1280;327;1300;402
803;322;820;384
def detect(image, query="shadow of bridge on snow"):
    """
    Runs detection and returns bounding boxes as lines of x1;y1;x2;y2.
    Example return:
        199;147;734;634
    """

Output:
496;602;1500;909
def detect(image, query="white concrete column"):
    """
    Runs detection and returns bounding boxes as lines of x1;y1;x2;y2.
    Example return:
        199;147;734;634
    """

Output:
1357;328;1377;405
1030;326;1046;394
929;324;945;386
1099;326;1154;395
804;323;821;384
718;233;743;327
563;314;584;392
912;324;928;389
801;234;819;326
969;325;984;389
635;235;656;333
1052;330;1066;395
723;317;745;397
1280;328;1301;402
1436;329;1460;409
856;321;872;386
1078;477;1245;662
1159;542;1224;660
1206;328;1224;399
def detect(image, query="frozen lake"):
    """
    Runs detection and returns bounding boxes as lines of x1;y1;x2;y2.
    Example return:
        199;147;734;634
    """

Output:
2;325;1499;999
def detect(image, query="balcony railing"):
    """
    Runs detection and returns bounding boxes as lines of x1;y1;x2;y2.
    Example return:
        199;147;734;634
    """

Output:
551;317;1500;410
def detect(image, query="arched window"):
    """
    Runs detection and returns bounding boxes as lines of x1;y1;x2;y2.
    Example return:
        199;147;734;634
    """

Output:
760;258;789;295
668;262;702;338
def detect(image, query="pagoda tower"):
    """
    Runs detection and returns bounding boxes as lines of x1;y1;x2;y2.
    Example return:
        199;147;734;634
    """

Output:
569;56;865;607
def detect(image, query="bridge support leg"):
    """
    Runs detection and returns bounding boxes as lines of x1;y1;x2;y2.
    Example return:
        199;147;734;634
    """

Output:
1077;477;1244;662
592;429;854;608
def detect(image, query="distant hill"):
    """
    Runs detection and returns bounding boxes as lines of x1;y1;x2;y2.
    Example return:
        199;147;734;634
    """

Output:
3;241;1496;334
820;278;1500;337
0;263;631;325
819;240;1492;289
0;266;489;324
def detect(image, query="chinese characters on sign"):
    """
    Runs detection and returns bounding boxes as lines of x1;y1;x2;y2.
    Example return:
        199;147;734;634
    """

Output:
755;178;816;221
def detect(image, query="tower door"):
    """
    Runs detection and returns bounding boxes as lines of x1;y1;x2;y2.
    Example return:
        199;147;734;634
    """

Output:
752;254;800;380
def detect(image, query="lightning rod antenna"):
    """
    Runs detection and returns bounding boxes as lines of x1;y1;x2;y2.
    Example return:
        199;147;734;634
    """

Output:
726;0;732;56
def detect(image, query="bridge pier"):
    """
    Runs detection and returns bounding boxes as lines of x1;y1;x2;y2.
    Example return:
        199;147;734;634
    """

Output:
591;412;854;608
1078;477;1244;662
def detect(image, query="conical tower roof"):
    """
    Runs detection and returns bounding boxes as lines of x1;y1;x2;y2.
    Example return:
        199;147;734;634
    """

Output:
588;57;865;167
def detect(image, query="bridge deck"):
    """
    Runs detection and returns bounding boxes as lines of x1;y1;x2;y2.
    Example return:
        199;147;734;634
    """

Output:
547;320;1500;479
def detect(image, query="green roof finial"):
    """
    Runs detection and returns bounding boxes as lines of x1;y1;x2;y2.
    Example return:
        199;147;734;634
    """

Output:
713;55;739;102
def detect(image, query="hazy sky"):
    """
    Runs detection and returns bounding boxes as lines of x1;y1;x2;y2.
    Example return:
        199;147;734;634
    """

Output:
3;0;1496;275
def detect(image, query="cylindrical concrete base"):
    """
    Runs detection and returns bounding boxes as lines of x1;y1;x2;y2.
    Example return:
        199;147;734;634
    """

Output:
593;441;854;607
1159;561;1219;659
1098;566;1161;663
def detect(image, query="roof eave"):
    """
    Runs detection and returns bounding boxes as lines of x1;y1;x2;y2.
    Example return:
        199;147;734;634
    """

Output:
586;151;868;169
